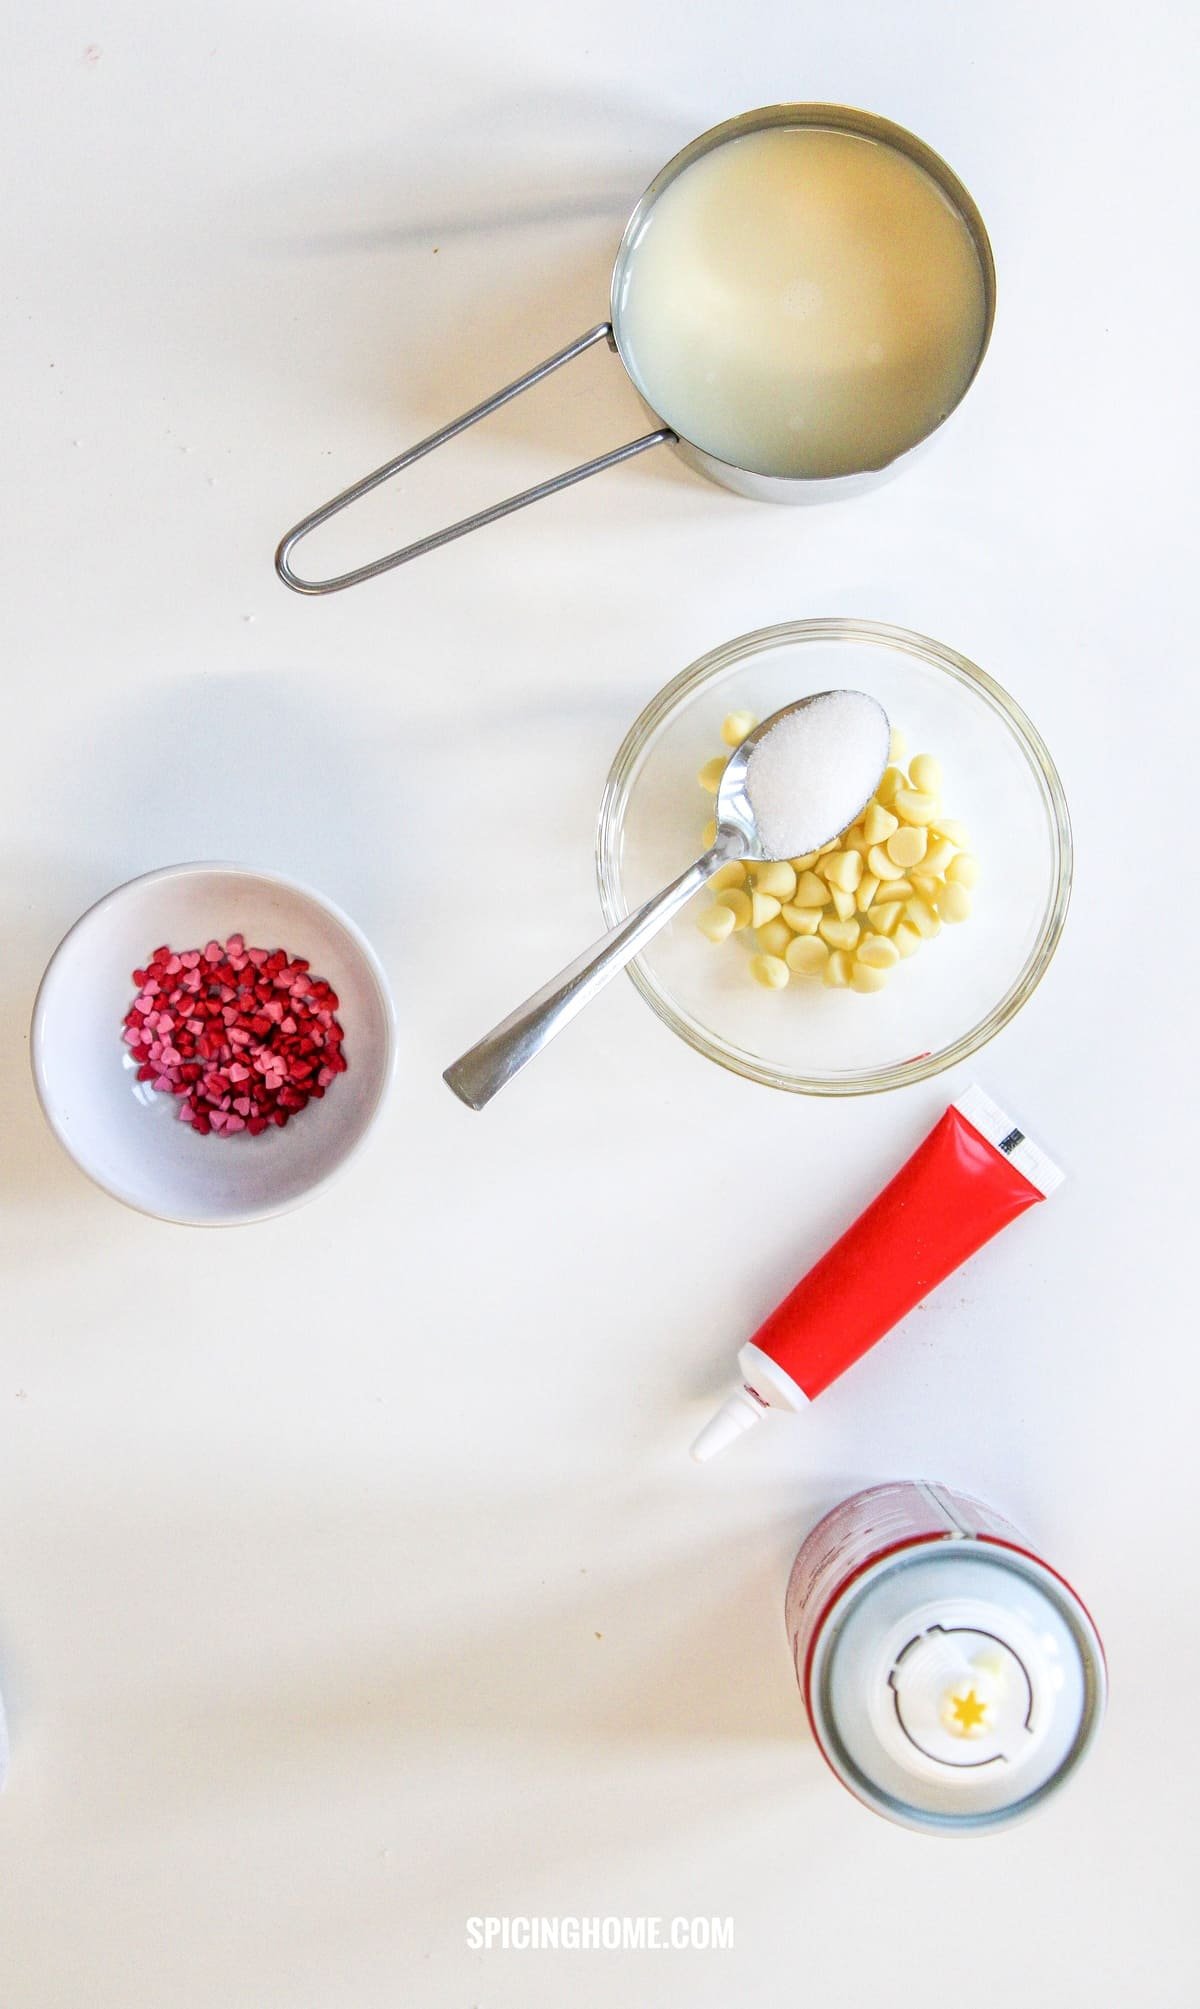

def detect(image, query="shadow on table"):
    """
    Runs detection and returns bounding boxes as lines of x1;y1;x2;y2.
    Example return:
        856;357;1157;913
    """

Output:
267;82;683;257
2;674;405;1219
17;1476;830;1812
4;658;637;1216
254;83;706;583
2;1470;844;1988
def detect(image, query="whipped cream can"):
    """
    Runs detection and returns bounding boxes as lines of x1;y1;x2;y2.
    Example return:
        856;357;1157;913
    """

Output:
786;1482;1106;1834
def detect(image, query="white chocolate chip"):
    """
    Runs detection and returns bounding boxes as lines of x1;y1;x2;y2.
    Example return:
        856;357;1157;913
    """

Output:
791;870;830;906
908;753;943;795
749;891;782;929
781;904;823;935
756;919;793;957
863;801;899;846
749;860;798;901
748;952;789;990
857;935;900;969
938;882;972;923
922;836;956;878
886;824;927;869
697;904;737;943
714;888;752;930
893;788;940;826
721;709;758;748
819;915;861;952
821;849;864;893
867;843;906;882
785;935;830;975
904;896;941;939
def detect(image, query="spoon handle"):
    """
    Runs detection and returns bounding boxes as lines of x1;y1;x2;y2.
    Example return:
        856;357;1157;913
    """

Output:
443;849;725;1110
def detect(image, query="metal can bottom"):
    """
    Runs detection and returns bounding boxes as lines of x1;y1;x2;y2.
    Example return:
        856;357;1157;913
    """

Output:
786;1484;1107;1835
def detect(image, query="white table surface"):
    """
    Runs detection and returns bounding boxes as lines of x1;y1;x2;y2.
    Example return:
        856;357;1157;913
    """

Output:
2;4;1196;2004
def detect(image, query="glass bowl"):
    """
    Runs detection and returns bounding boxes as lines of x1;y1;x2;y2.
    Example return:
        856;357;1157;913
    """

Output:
596;619;1071;1095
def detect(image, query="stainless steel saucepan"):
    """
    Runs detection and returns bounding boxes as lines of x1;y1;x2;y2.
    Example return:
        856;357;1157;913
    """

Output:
275;104;995;595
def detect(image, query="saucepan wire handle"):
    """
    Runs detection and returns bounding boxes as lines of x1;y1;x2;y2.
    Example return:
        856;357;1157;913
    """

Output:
274;323;673;595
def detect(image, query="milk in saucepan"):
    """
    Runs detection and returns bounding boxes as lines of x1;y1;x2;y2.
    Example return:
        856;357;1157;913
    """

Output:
617;126;989;480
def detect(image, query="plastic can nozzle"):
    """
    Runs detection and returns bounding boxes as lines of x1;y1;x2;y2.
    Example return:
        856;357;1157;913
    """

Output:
690;1387;768;1462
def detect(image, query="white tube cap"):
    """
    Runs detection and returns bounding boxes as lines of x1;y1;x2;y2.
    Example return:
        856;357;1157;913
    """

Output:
690;1387;768;1462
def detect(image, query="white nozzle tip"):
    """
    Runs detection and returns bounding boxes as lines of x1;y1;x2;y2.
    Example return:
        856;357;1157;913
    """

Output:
690;1388;768;1463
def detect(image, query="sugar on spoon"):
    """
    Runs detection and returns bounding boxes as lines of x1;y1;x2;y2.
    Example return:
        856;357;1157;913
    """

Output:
444;690;890;1110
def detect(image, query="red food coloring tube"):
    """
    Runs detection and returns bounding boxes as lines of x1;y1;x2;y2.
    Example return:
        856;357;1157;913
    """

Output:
691;1086;1064;1462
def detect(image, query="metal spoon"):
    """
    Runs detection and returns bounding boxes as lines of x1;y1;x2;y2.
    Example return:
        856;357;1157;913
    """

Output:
443;691;889;1110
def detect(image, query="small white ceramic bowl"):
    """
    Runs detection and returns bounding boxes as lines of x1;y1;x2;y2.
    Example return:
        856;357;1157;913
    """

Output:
30;863;396;1225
